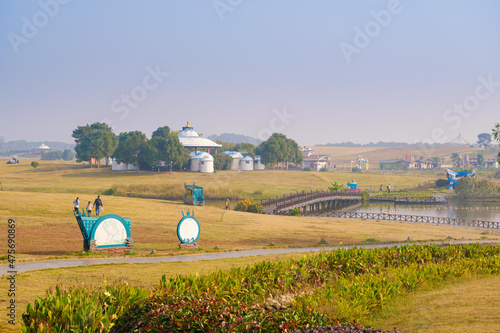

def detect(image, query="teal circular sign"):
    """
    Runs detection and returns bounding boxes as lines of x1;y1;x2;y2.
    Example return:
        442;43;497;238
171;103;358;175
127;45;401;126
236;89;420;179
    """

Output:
177;216;200;244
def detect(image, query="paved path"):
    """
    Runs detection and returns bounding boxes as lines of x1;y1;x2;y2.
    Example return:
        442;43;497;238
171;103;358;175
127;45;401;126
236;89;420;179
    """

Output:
1;240;498;275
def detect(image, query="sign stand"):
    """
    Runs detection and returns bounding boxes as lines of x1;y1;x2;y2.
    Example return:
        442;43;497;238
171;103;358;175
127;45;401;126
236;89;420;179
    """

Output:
177;210;200;250
74;210;133;253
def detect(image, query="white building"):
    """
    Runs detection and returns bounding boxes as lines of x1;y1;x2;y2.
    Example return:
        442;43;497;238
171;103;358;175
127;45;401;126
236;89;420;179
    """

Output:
240;156;254;171
254;155;265;170
221;151;244;171
111;158;139;171
199;154;214;173
178;122;222;154
190;151;212;172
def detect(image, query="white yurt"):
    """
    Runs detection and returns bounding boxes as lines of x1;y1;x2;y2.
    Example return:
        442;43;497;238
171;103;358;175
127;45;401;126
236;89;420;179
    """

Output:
190;151;211;172
254;155;265;170
240;156;254;171
221;151;244;171
111;158;139;171
199;154;214;173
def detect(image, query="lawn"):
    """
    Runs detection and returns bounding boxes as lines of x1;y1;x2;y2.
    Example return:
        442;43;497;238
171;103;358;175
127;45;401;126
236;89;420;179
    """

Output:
1;159;499;332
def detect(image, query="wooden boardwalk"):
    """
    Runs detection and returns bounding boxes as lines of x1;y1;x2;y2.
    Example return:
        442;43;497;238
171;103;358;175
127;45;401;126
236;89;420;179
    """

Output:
313;211;500;229
261;189;362;214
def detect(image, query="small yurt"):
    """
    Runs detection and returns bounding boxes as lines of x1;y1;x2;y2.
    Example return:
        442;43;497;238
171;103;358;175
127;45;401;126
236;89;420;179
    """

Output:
112;158;139;171
190;151;211;172
240;156;254;171
254;155;265;170
221;151;244;171
199;154;214;173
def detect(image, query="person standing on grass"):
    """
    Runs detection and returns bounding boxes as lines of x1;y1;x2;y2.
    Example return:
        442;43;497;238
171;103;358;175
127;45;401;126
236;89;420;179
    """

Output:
73;197;80;213
225;198;230;210
86;201;93;216
94;195;103;216
380;184;383;193
387;184;391;194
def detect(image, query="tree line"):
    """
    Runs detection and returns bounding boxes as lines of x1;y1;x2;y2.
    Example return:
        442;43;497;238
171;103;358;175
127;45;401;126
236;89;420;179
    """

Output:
73;123;303;170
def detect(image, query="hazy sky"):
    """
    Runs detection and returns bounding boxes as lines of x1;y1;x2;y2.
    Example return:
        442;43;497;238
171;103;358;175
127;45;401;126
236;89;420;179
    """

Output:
1;0;499;146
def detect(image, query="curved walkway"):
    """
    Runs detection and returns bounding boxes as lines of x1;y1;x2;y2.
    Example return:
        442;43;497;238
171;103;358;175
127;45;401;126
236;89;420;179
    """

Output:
1;240;498;275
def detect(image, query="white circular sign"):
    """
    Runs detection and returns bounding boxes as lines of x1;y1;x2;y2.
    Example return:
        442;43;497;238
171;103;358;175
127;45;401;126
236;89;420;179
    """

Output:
178;217;200;244
94;218;127;246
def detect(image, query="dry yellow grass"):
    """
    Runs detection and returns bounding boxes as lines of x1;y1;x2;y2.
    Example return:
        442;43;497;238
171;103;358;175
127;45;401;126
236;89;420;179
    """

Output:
0;160;434;199
1;158;499;332
371;275;500;333
1;191;497;261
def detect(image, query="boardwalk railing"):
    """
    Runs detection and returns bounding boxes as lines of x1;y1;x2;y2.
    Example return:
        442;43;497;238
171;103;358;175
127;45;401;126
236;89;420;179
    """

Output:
316;211;500;229
370;196;447;204
261;189;362;213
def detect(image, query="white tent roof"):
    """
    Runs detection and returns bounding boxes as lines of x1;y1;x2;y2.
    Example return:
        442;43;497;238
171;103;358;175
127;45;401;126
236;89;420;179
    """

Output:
178;122;221;148
191;152;212;159
221;151;244;159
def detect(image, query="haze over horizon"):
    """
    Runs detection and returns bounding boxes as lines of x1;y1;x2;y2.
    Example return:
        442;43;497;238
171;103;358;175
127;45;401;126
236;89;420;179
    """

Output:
1;1;499;146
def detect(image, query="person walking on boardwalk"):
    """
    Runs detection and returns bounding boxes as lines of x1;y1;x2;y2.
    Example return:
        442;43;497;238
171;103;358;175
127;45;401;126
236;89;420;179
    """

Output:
73;197;80;213
94;195;103;216
387;184;391;194
86;201;93;216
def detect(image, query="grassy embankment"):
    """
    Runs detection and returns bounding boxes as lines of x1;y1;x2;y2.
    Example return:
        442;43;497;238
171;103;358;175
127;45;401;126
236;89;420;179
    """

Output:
1;160;499;332
18;244;500;333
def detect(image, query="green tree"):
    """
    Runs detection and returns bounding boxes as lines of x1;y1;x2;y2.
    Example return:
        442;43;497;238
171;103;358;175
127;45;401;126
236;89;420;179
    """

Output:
477;133;492;148
137;141;157;171
450;153;459;163
62;149;74;161
72;123;117;167
233;143;256;157
152;126;171;138
255;133;302;168
41;150;63;160
215;141;236;153
476;154;485;167
493;123;500;162
213;154;232;170
164;134;189;171
113;131;147;170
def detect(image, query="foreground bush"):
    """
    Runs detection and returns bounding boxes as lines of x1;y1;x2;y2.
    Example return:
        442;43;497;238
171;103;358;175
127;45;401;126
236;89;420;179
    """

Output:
112;295;335;332
22;283;146;333
22;244;500;332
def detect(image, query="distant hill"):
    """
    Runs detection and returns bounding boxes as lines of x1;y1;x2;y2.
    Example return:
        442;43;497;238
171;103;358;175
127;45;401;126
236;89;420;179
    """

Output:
208;133;262;145
317;141;468;147
0;140;74;153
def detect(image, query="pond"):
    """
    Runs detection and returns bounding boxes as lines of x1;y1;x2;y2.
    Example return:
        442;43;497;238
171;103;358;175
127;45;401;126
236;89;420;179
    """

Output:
342;200;500;222
206;199;500;222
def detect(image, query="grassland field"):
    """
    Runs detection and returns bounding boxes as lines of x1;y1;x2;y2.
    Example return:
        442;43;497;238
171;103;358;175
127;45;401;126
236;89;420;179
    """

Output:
1;157;500;332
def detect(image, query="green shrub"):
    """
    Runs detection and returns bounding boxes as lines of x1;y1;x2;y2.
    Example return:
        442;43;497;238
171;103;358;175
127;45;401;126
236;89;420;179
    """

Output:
103;187;117;196
290;207;301;216
30;161;39;168
303;167;313;171
234;198;263;213
112;295;333;332
435;179;450;188
352;167;362;173
22;283;147;333
328;181;344;191
495;170;500;179
455;177;500;198
24;244;500;331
